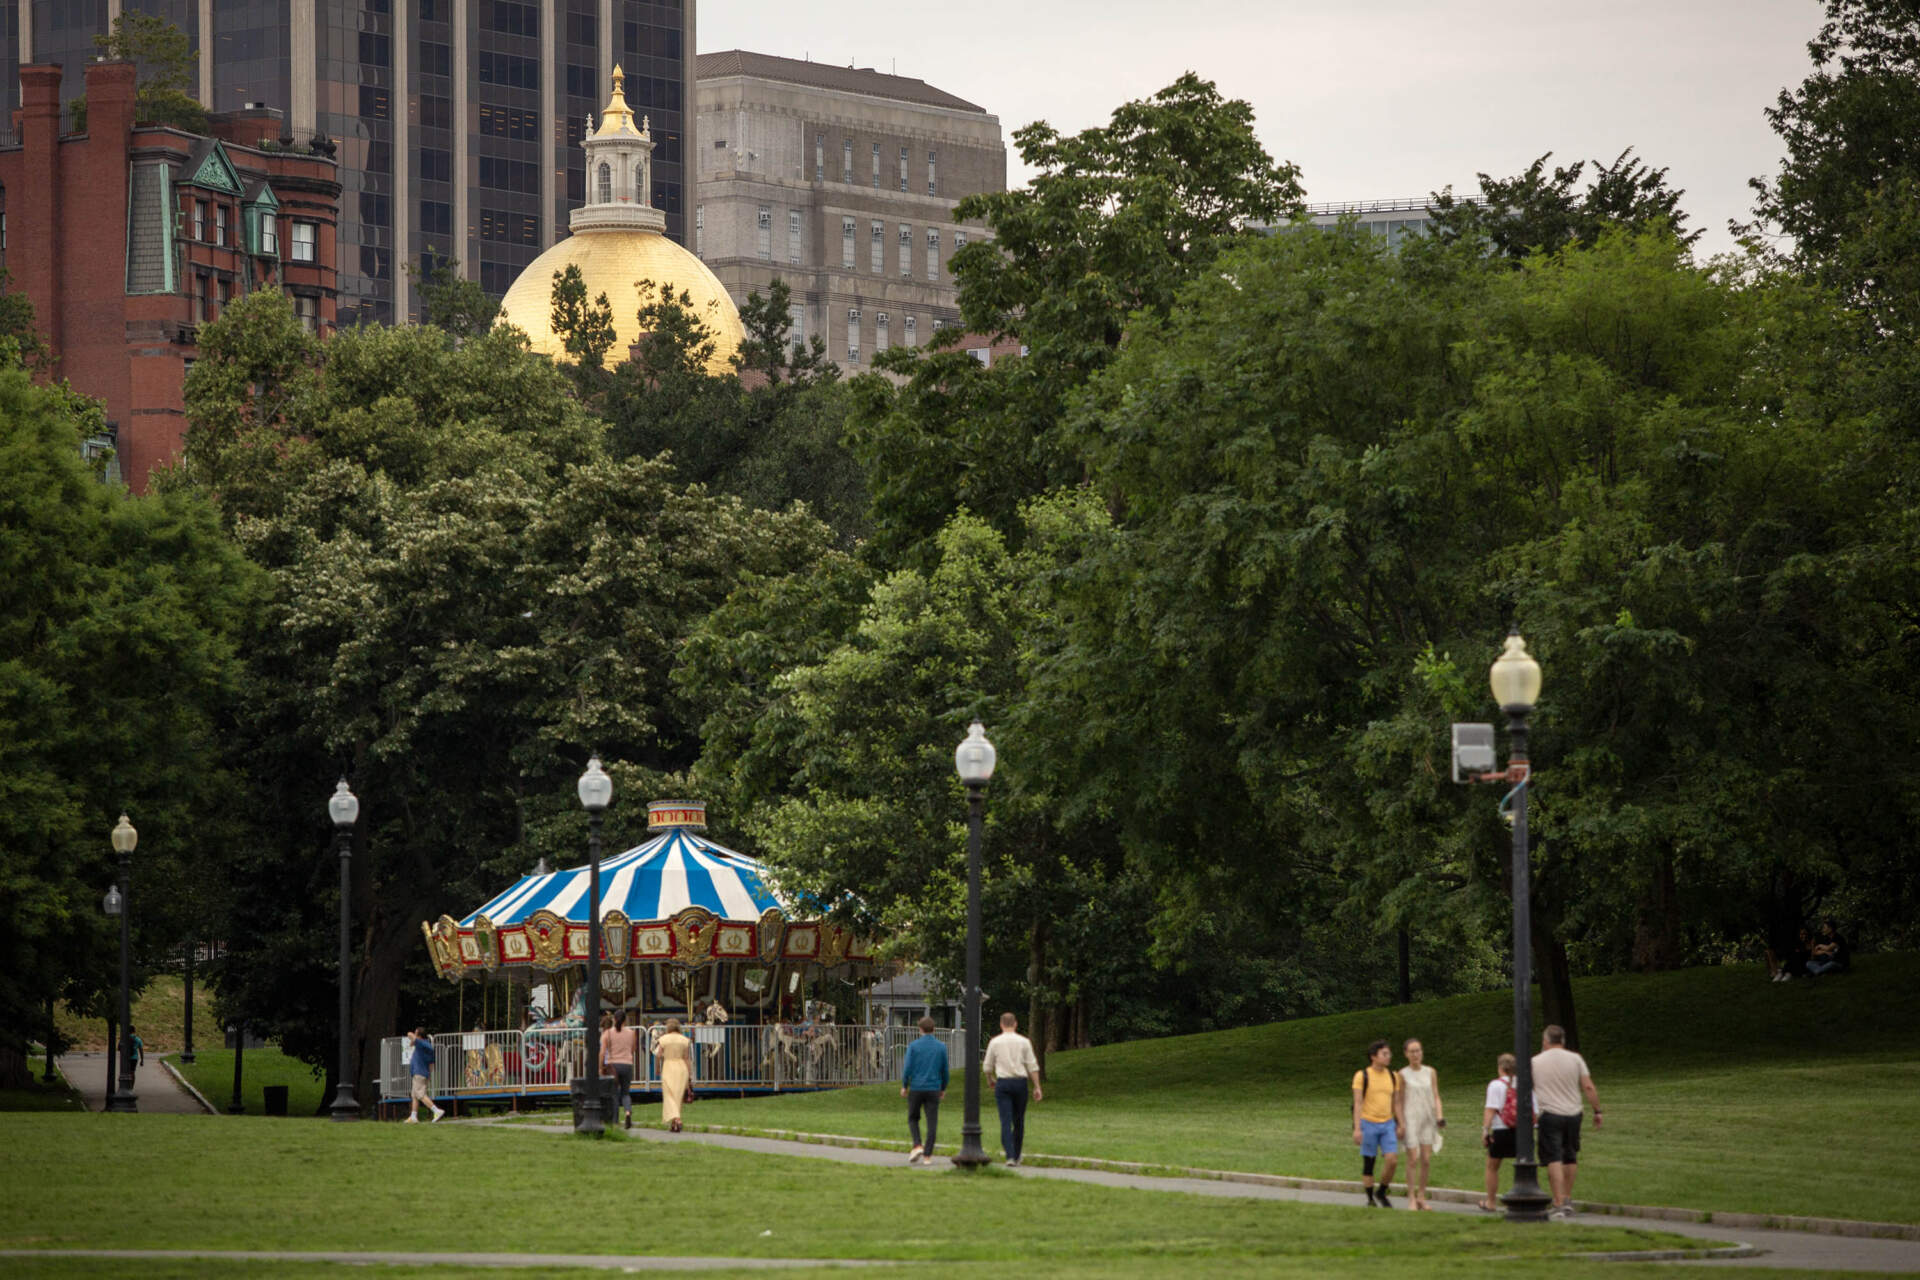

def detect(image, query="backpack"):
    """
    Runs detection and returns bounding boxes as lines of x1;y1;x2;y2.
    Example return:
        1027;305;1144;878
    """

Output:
1496;1076;1517;1128
1359;1065;1400;1100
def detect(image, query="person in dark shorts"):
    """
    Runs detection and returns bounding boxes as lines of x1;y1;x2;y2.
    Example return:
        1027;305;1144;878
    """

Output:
1531;1025;1602;1218
1479;1053;1518;1210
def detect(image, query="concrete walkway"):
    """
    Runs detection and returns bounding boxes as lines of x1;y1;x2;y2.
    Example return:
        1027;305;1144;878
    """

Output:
601;1125;1920;1273
57;1051;209;1114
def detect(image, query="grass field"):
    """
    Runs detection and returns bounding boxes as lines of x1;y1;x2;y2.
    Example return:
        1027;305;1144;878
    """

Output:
676;953;1920;1225
55;976;216;1053
0;1114;1736;1279
167;1047;328;1117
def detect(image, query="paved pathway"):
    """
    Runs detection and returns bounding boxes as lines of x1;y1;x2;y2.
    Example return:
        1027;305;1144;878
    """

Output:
609;1126;1920;1273
56;1051;209;1114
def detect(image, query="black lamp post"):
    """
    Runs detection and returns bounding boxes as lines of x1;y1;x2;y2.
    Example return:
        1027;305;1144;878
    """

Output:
328;778;362;1121
181;940;195;1065
1491;631;1551;1223
950;721;996;1169
101;883;123;1106
107;814;139;1113
228;1023;246;1114
573;756;613;1134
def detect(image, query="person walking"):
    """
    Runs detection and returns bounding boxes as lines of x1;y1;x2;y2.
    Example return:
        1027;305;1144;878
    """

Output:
1478;1052;1520;1210
654;1017;693;1133
1532;1025;1602;1218
405;1026;444;1123
601;1010;641;1129
1398;1038;1445;1211
1351;1038;1404;1207
982;1012;1043;1166
900;1015;949;1165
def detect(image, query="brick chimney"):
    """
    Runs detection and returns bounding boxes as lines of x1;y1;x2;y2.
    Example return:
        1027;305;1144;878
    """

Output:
83;59;139;139
15;65;64;353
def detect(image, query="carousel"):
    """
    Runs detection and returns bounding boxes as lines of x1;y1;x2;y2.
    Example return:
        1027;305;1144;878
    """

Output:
378;801;941;1113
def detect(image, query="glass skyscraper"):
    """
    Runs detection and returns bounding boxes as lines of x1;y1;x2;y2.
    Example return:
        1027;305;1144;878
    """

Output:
9;0;693;326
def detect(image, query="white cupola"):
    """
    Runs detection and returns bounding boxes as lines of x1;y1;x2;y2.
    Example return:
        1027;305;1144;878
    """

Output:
571;64;666;236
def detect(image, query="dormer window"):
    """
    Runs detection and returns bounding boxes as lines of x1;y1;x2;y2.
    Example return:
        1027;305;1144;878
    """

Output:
260;215;279;256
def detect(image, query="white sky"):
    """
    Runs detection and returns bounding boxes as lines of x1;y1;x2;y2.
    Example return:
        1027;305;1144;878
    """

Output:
699;0;1824;257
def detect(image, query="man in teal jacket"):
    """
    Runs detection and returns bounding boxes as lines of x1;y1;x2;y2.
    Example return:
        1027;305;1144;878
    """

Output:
899;1015;950;1165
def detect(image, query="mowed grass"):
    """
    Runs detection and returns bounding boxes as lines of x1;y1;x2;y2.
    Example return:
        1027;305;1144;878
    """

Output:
0;1114;1709;1274
0;1263;1891;1280
56;976;216;1053
168;1047;329;1118
681;954;1920;1224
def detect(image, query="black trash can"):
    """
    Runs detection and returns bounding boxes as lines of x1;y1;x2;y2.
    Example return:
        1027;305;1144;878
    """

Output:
262;1084;289;1116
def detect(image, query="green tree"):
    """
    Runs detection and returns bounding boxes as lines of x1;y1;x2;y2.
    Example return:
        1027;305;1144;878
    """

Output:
409;255;499;339
733;277;832;388
1427;148;1700;260
548;263;616;371
81;12;209;133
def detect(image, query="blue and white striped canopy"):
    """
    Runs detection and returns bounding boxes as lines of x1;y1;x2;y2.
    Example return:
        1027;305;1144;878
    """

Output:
460;828;787;928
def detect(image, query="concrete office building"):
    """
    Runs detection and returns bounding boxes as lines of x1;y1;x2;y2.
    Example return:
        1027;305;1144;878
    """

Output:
693;50;1003;369
7;1;695;327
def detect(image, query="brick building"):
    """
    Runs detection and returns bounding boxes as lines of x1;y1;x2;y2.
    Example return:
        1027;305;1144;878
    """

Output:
0;58;340;491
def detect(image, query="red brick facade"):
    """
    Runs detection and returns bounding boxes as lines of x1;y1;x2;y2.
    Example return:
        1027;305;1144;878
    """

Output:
0;61;341;493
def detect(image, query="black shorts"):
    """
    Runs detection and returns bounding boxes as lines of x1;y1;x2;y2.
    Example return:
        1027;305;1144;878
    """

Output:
1538;1112;1581;1164
1485;1127;1516;1159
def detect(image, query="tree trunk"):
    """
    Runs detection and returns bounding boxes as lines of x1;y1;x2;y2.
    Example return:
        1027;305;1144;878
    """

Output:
1397;924;1412;1005
1532;920;1579;1051
1027;917;1047;1078
1630;847;1682;971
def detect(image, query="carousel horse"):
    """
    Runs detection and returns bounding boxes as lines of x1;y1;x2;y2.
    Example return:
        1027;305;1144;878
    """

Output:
520;986;589;1079
861;1027;886;1077
759;1021;802;1077
465;1038;508;1088
700;999;730;1068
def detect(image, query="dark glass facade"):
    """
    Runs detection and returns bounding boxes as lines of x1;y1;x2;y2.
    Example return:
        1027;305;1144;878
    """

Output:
619;1;683;234
213;0;293;129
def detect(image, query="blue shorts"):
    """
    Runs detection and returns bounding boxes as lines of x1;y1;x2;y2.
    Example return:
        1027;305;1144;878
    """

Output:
1360;1118;1399;1157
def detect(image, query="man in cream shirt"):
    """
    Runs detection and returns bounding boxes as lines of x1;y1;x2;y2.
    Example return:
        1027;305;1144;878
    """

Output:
982;1012;1044;1166
1531;1024;1603;1218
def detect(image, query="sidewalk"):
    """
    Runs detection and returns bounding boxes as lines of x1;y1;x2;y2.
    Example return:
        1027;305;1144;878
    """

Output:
57;1051;210;1114
591;1125;1920;1273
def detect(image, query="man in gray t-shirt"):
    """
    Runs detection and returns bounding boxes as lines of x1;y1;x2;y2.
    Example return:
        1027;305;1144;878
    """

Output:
1530;1025;1603;1218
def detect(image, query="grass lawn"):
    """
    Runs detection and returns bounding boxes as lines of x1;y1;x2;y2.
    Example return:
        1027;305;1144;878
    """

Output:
0;1114;1732;1278
0;1053;83;1113
678;953;1920;1225
0;1264;1894;1280
167;1047;328;1117
56;976;216;1053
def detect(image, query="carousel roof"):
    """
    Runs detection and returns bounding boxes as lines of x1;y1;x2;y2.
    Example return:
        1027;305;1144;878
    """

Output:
461;827;785;928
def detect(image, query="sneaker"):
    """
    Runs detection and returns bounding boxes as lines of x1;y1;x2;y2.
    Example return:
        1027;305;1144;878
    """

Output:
1006;1158;1020;1168
405;1114;419;1124
908;1146;923;1165
431;1108;446;1123
1376;1187;1393;1209
1550;1204;1575;1220
1365;1187;1378;1206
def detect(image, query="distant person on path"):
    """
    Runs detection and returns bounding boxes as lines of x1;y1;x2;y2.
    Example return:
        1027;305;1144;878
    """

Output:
1532;1025;1602;1218
127;1027;144;1069
601;1010;641;1130
1398;1038;1445;1211
1805;921;1851;976
900;1014;950;1165
406;1026;444;1123
1352;1038;1404;1207
1479;1052;1520;1211
982;1012;1043;1166
654;1017;693;1132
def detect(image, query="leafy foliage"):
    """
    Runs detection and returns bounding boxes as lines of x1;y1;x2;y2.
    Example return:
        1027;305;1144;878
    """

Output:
94;12;208;133
1428;149;1701;259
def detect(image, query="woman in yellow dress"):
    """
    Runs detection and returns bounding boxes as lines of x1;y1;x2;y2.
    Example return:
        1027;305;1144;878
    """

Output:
654;1017;693;1132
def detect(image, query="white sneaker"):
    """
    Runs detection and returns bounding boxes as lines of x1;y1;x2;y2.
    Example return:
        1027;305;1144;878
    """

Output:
907;1146;923;1165
1006;1157;1020;1168
431;1108;446;1123
405;1114;418;1124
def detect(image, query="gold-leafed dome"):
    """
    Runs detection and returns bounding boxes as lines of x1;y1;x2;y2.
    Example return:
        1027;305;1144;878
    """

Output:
496;233;744;375
493;64;744;376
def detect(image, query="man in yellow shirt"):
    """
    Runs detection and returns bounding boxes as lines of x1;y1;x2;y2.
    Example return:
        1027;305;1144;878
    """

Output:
1351;1038;1405;1207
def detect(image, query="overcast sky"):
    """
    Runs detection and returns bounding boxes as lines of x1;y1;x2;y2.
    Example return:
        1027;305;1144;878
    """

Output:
699;0;1824;256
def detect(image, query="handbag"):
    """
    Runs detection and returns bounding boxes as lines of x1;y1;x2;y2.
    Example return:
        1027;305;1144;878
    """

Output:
683;1086;696;1104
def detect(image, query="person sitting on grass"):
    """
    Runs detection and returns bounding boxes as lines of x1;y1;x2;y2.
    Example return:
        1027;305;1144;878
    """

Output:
1770;928;1813;983
1351;1038;1404;1208
1805;920;1850;976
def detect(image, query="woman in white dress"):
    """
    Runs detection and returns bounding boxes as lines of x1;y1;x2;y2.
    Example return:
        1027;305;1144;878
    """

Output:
1399;1038;1446;1211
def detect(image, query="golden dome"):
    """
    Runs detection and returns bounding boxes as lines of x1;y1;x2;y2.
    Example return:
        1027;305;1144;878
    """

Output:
495;231;745;376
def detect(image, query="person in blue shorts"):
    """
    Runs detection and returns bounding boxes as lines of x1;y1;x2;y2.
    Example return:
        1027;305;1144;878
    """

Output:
1351;1038;1405;1207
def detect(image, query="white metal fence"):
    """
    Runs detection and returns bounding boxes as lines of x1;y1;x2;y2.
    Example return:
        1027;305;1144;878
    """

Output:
380;1023;957;1102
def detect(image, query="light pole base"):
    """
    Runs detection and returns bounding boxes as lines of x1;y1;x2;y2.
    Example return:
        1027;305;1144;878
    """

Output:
329;1085;362;1122
181;1052;196;1064
1502;1160;1553;1222
105;1091;138;1114
569;1077;614;1134
951;1126;990;1169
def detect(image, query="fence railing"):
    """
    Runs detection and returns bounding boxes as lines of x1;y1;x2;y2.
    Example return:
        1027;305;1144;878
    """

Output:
380;1023;958;1101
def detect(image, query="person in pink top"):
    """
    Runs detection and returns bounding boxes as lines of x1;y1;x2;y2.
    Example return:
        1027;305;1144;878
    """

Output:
601;1009;641;1129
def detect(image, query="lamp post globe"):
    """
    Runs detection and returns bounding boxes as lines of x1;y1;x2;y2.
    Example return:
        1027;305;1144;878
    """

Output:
1491;632;1551;1221
951;721;995;1169
328;778;362;1121
105;814;139;1112
574;755;613;1133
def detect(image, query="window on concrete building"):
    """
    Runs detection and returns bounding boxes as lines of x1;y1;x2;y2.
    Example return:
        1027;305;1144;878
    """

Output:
842;138;853;183
842;216;855;268
694;204;703;257
969;346;991;366
870;219;883;272
926;227;939;281
847;307;860;363
815;135;824;181
955;230;967;257
788;210;802;264
904;314;916;345
875;311;888;353
872;142;881;187
789;303;804;354
899;224;911;276
899;145;909;192
292;220;317;262
757;207;773;260
928;150;937;196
